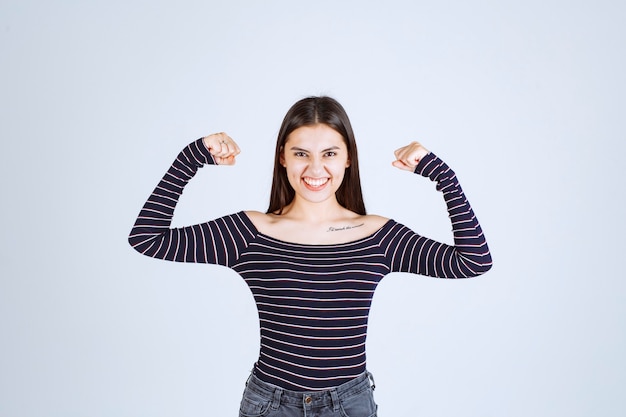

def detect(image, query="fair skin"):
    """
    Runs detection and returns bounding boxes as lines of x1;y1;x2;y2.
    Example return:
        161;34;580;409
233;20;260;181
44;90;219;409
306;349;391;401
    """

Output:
203;125;429;244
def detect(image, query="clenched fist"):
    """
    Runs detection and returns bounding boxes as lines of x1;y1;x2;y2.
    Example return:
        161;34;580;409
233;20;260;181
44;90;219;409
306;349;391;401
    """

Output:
203;132;241;165
392;141;429;172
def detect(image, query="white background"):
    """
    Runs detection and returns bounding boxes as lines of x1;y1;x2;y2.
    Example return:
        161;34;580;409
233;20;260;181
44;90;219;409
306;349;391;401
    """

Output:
1;1;624;416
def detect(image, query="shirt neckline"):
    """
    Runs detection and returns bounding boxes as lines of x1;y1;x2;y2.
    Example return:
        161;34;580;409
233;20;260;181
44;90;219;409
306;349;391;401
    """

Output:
238;211;395;247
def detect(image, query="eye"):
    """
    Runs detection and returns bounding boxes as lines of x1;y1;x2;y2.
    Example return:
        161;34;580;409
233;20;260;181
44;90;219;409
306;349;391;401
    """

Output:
294;151;307;157
324;151;337;157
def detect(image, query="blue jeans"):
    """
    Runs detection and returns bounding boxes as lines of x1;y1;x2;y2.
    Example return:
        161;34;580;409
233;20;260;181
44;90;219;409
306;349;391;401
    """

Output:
238;371;378;417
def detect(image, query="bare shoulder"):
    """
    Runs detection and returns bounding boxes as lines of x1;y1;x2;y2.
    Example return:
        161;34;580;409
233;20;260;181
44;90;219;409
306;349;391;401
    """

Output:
360;214;390;231
244;210;268;222
244;209;289;234
244;210;291;239
244;210;276;228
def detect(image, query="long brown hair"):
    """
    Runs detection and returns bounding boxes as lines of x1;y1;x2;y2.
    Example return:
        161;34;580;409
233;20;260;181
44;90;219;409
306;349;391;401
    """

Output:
267;96;366;215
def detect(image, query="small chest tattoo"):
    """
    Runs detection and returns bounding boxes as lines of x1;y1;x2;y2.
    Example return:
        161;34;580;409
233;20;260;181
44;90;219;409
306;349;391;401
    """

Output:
327;223;365;232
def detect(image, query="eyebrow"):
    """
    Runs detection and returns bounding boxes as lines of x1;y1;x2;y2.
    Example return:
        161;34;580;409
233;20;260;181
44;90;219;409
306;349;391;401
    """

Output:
289;146;341;153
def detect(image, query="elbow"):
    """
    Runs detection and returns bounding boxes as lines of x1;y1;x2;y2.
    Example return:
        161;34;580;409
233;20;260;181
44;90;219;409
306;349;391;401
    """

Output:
128;230;167;259
471;260;493;277
459;252;493;278
128;234;141;254
128;234;136;248
128;232;149;256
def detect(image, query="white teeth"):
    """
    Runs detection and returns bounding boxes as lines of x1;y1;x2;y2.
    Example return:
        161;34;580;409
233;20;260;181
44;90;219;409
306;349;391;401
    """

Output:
303;178;328;187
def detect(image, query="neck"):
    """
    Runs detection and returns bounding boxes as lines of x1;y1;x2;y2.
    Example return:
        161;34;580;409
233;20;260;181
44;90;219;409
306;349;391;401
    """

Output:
281;196;347;223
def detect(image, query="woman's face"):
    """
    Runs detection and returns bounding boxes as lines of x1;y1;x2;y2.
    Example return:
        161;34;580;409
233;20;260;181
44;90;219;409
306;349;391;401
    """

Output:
281;124;350;206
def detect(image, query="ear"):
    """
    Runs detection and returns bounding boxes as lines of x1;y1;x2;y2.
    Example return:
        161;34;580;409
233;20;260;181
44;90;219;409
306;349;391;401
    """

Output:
345;157;351;168
279;146;286;167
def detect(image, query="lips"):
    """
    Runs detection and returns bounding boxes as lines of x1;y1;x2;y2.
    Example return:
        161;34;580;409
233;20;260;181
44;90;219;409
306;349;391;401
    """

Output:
303;177;329;189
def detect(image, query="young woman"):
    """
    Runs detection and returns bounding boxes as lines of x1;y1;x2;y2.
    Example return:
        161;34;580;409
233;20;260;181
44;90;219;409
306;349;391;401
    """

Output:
129;96;492;417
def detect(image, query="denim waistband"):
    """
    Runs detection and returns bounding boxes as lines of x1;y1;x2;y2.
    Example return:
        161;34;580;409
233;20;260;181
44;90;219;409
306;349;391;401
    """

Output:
245;371;375;410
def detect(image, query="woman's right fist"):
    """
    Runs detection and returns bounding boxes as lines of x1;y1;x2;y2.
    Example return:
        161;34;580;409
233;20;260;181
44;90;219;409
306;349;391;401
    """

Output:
203;132;241;165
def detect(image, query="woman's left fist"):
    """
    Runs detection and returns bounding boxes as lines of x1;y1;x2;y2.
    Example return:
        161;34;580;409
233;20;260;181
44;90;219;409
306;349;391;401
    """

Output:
392;141;429;172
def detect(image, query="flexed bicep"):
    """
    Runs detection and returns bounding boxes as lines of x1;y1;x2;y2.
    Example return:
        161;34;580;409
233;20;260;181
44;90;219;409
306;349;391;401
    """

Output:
128;138;254;266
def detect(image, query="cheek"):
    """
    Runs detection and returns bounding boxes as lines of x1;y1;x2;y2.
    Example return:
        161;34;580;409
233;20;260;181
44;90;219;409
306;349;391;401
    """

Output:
337;169;347;185
284;164;302;186
334;162;349;178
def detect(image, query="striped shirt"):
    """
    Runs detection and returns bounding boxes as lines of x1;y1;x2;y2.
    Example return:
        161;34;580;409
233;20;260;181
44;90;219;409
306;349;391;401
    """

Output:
129;138;492;391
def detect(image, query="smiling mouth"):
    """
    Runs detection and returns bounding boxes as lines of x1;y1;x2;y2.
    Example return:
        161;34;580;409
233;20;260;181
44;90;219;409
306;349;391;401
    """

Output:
303;177;329;189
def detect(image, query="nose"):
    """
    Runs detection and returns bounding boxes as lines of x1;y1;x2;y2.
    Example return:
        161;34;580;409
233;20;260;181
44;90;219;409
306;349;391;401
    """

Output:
309;157;324;175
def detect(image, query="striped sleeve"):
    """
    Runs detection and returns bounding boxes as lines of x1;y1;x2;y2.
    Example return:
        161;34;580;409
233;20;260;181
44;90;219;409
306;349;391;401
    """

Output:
383;152;492;278
128;138;255;267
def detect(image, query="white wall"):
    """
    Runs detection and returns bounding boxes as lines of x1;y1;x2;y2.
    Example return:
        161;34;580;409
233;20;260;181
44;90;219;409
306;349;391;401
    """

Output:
1;1;624;416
